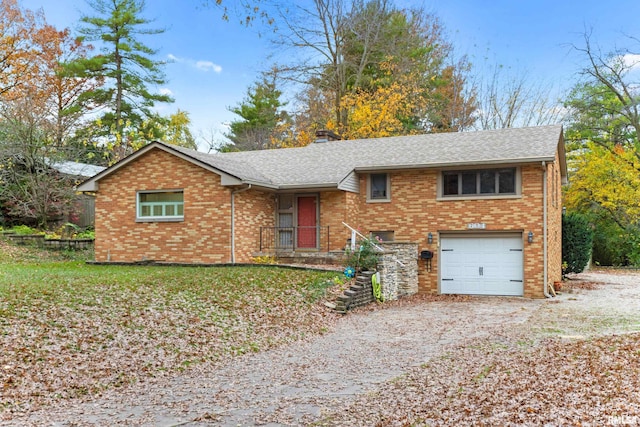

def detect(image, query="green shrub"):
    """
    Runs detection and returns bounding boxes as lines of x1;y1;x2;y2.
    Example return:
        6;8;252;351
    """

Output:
562;212;594;274
75;229;95;240
344;238;380;272
11;225;40;235
591;220;625;266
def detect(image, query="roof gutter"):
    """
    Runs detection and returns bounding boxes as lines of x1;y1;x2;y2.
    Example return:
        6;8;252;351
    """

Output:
542;161;551;298
353;156;557;173
230;184;252;263
276;183;339;191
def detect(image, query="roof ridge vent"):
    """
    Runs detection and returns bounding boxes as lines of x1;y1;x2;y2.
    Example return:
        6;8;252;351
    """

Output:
315;129;341;143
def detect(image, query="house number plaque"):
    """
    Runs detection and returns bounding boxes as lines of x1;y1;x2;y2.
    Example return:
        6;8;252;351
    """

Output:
467;223;486;229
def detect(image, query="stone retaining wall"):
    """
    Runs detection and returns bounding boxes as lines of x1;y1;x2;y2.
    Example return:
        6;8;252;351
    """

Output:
377;242;419;301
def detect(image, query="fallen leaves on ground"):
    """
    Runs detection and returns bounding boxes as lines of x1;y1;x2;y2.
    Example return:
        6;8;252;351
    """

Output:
0;246;343;416
318;331;640;426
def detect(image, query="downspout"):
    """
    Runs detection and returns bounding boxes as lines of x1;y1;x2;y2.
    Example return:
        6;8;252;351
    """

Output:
542;161;551;298
230;184;252;263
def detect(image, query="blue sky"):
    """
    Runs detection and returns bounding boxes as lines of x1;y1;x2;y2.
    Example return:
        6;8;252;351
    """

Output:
21;0;640;150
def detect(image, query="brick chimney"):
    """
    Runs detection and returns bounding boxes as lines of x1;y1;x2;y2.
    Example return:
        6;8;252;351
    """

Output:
314;129;342;143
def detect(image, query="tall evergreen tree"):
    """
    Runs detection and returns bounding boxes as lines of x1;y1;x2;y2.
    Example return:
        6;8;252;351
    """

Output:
68;0;173;162
223;75;289;151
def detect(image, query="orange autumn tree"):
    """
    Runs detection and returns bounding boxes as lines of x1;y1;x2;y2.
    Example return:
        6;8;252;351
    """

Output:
241;1;477;145
31;25;102;149
0;0;38;98
274;83;332;148
0;3;101;227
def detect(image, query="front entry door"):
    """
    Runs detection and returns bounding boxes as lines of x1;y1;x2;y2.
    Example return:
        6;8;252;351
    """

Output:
296;196;317;249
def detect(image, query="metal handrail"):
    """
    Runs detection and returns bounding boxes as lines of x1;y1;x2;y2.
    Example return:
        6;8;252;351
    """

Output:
341;221;405;267
259;226;330;252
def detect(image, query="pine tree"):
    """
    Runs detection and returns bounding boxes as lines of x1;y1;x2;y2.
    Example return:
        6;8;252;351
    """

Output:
68;0;173;161
223;76;289;151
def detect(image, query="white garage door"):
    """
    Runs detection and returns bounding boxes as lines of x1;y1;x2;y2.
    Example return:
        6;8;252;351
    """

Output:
440;234;523;296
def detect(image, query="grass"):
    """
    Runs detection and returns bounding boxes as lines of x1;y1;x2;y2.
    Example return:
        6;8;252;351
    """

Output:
0;239;344;413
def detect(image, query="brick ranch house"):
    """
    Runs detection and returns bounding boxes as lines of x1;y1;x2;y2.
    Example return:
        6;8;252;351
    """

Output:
77;124;567;298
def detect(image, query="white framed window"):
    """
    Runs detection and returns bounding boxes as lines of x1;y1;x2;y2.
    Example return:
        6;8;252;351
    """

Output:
137;190;184;221
441;168;518;198
367;173;390;202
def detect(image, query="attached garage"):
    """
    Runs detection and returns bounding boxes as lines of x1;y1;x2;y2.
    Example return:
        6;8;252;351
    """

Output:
440;234;524;296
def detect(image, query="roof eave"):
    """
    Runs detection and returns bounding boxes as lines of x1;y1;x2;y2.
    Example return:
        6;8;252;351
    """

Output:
76;142;245;192
237;180;279;190
277;182;339;191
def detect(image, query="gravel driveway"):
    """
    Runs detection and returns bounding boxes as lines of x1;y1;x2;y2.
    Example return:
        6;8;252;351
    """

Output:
5;270;639;426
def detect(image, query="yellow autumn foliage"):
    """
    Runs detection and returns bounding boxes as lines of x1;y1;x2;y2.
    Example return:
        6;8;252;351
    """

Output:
328;60;428;140
565;142;640;224
335;83;419;139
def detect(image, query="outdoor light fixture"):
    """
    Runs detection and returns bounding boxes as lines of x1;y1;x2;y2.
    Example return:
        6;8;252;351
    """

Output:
427;232;433;244
528;231;534;243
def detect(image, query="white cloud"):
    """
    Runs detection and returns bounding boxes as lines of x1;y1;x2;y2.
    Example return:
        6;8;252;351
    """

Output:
159;87;173;96
621;53;640;70
195;61;222;73
168;53;222;73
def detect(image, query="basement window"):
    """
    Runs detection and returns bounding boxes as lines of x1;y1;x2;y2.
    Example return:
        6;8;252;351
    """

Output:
370;231;394;242
137;190;184;221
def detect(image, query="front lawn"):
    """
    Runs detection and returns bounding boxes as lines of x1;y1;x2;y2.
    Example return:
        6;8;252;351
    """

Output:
0;241;342;413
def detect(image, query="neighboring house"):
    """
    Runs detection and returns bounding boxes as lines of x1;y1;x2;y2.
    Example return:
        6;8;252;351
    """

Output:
48;159;106;227
78;125;566;298
48;159;107;180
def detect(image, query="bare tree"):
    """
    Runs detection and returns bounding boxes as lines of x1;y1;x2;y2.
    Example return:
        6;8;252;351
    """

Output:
270;0;351;128
270;0;469;136
198;126;228;153
474;63;565;130
572;31;640;139
0;95;77;228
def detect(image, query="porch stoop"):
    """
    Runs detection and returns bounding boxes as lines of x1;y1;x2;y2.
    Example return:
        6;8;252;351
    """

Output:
256;251;346;266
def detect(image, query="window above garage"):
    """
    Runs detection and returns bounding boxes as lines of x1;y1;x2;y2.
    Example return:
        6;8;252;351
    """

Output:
439;168;520;200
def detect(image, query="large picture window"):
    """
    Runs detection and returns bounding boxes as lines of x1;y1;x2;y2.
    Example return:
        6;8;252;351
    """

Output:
137;191;184;220
443;168;516;197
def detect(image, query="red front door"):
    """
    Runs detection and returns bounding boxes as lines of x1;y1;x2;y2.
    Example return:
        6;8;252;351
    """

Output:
297;196;317;249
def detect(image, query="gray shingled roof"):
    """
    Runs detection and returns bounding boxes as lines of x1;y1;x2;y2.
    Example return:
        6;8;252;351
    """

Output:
168;144;275;185
79;125;564;192
207;124;564;188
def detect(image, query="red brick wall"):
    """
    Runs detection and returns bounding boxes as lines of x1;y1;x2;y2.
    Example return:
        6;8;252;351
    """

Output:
319;191;348;251
547;152;564;289
95;148;234;263
94;146;563;298
350;164;551;298
233;189;275;263
317;190;369;252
